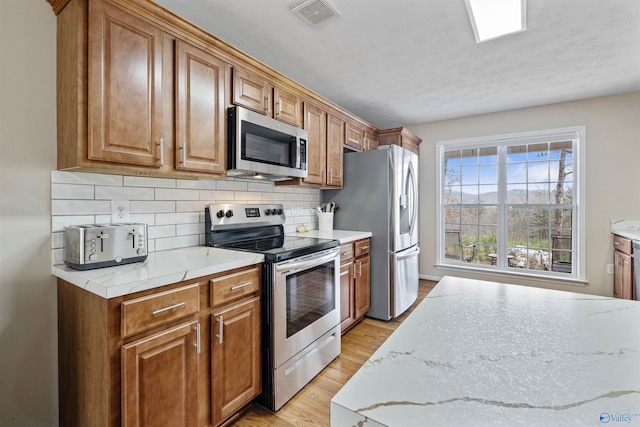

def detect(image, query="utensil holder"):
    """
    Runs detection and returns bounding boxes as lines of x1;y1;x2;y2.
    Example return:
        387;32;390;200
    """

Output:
318;212;334;231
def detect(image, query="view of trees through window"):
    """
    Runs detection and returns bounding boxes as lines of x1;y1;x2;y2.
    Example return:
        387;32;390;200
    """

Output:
443;140;575;274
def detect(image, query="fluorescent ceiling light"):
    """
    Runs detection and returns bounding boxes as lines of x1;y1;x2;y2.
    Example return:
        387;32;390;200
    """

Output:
465;0;526;43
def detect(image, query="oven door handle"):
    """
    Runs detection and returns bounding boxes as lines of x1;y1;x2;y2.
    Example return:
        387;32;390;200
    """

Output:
275;247;339;276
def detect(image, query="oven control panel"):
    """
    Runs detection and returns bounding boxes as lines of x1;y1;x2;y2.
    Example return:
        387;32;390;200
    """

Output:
205;203;286;230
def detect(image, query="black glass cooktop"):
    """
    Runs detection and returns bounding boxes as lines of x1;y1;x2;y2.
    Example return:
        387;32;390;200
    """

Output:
215;235;338;262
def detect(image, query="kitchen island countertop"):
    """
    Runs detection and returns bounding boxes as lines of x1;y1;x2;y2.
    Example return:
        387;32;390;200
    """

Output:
331;276;640;426
52;246;264;299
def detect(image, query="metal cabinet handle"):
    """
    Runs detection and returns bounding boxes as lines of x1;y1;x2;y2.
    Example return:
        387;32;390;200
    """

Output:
358;260;362;276
322;169;326;183
614;241;621;246
180;143;186;165
230;281;252;291
159;138;164;165
194;323;201;353
360;246;369;250
152;301;185;315
216;315;224;344
276;100;281;117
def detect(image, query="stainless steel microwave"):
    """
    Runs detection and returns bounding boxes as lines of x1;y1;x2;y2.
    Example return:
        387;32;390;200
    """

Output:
227;106;308;181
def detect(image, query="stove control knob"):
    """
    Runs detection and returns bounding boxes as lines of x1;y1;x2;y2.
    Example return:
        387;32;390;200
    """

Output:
271;209;278;215
277;208;283;215
225;210;234;218
216;210;225;219
265;209;271;216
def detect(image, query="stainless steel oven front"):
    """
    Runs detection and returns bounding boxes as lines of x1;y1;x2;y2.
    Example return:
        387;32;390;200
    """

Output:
270;246;341;410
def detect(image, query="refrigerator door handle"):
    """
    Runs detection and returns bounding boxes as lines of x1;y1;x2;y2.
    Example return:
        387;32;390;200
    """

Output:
408;161;418;238
396;245;420;261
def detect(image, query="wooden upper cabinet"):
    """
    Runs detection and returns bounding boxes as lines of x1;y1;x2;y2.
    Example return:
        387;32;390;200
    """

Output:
274;87;301;127
326;114;344;187
88;0;164;167
378;127;422;155
175;40;227;174
232;66;301;127
303;102;327;186
232;67;272;115
365;130;379;151
345;122;364;150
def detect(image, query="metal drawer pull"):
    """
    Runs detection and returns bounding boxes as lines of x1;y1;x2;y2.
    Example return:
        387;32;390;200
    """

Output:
230;281;252;291
614;241;621;246
194;323;201;354
152;302;185;315
216;315;224;344
359;246;369;250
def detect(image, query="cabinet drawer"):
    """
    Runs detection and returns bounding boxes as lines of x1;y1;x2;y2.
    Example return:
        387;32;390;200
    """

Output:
210;266;260;307
354;239;371;258
121;283;200;338
340;243;354;264
614;234;632;255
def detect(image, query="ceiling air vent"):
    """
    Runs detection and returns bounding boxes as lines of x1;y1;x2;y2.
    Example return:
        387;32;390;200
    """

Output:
292;0;337;26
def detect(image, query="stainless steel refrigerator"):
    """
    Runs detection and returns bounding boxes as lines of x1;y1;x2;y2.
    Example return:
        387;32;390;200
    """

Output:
322;144;420;320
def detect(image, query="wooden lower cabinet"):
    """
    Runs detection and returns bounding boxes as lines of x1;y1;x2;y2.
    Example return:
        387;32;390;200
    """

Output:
57;263;261;427
613;234;634;299
121;320;199;427
339;238;371;334
211;296;261;425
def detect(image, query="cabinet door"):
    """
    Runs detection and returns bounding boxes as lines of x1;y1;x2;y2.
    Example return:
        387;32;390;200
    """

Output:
339;262;355;332
345;123;364;150
121;320;199;427
175;40;227;174
615;251;633;300
274;87;301;127
355;255;371;318
233;67;272;115
365;131;379;151
326;114;344;187
211;297;261;425
303;102;327;185
88;0;164;167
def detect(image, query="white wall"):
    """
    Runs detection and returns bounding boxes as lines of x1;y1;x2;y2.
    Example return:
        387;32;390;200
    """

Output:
410;92;640;296
0;0;58;425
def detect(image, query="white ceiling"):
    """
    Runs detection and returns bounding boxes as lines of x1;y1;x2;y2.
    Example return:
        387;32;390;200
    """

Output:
154;0;640;129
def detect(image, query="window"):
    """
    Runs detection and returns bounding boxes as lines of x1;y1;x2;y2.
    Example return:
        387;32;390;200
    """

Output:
436;127;585;281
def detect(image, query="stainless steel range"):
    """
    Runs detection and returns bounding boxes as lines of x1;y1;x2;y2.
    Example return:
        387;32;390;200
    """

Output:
205;203;341;411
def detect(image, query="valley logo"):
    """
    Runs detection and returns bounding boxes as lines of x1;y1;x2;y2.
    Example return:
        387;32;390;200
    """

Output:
600;412;640;424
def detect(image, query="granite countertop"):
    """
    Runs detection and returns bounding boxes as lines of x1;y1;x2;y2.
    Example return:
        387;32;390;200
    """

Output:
611;220;640;241
51;229;370;299
331;276;640;426
291;229;372;244
52;246;264;299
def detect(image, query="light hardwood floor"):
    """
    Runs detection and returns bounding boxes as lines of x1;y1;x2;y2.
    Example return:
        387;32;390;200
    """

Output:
231;279;437;427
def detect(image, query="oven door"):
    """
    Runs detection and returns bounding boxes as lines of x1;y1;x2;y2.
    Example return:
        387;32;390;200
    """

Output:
272;246;340;369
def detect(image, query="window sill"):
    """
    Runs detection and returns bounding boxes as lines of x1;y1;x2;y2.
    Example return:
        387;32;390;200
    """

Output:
434;262;588;287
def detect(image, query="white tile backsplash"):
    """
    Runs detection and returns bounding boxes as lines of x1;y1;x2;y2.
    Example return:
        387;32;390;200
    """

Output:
51;171;321;265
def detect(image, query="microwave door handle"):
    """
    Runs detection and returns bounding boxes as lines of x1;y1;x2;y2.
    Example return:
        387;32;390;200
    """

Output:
295;137;301;169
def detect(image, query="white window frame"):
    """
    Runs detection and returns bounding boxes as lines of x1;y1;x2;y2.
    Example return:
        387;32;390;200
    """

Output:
435;126;586;283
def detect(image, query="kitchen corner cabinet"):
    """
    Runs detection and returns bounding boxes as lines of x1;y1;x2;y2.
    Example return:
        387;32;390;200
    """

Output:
339;238;371;334
345;123;379;151
613;234;634;299
378;127;422;155
57;263;261;427
232;66;301;127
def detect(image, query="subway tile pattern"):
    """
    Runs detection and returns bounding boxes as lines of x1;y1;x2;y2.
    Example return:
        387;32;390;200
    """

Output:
51;171;321;265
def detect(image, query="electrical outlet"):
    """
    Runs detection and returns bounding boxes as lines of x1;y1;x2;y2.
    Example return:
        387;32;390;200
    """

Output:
607;264;614;275
111;199;130;222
